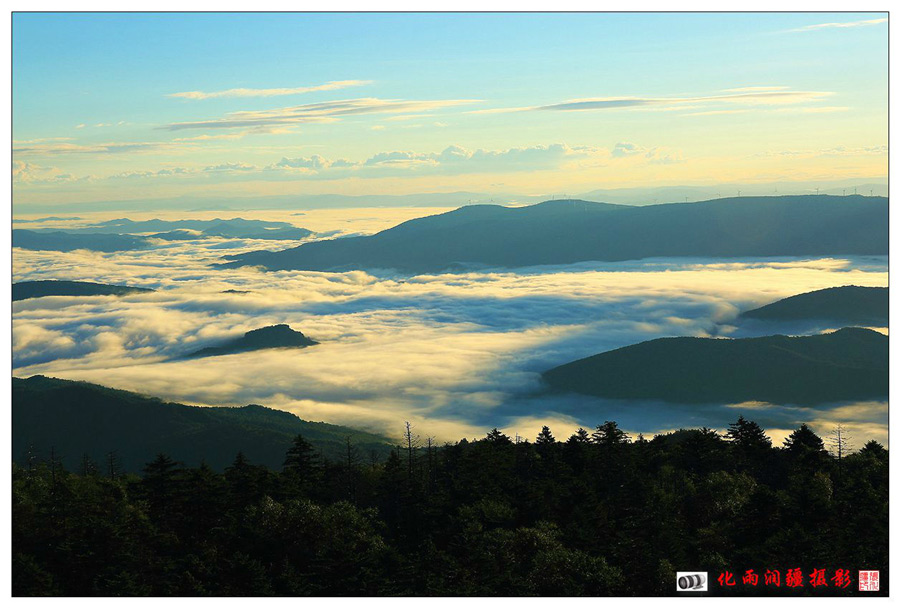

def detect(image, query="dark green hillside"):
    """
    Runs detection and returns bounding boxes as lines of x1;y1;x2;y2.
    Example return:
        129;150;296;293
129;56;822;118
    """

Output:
13;280;154;301
741;285;888;325
12;375;391;472
185;324;318;358
223;195;888;273
543;327;887;405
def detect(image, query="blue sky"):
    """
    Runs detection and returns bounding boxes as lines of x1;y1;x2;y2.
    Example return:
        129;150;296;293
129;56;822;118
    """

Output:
12;12;889;209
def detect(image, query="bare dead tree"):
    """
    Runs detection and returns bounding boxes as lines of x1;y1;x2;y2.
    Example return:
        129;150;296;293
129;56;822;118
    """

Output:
425;436;436;491
403;421;420;485
828;424;853;488
107;451;121;480
828;424;853;462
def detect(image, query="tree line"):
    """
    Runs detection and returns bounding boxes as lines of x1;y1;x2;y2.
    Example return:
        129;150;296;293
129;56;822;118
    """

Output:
12;417;888;596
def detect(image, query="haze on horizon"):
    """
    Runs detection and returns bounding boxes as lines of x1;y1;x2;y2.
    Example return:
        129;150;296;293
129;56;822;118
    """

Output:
12;12;888;212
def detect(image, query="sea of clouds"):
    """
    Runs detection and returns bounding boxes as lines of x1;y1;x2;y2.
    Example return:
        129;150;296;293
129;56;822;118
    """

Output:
11;208;889;447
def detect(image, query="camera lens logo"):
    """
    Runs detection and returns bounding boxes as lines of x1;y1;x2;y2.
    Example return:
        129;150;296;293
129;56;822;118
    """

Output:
676;572;708;592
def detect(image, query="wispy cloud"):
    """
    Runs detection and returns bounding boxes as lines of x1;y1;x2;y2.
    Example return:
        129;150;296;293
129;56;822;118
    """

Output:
784;17;887;33
168;79;373;100
722;86;789;93
682;109;749;117
162;97;479;131
12;137;74;145
473;88;834;115
754;145;887;159
13;141;189;155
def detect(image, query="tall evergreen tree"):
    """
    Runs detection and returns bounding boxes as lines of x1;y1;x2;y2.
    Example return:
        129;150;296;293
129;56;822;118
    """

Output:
535;426;556;445
283;434;321;485
591;421;629;446
726;416;772;450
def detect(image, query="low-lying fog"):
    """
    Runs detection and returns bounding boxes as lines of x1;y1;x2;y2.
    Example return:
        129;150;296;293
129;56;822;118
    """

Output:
12;208;889;446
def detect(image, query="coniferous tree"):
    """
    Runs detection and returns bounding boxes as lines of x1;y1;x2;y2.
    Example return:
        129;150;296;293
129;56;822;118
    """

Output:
592;421;630;446
568;428;591;444
783;423;830;474
535;426;556;445
485;428;512;445
783;424;827;454
9;417;890;597
726;416;772;450
283;434;321;487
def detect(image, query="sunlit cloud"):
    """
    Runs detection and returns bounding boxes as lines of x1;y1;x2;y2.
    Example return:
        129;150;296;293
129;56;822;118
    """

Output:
722;86;790;93
270;142;680;176
168;79;373;100
12;160;89;184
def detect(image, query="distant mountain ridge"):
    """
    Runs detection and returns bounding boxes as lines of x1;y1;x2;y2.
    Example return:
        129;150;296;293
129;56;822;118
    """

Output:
32;217;314;241
13;229;151;252
13;375;392;472
741;285;888;325
542;327;888;405
222;195;888;273
13;280;154;301
185;324;318;358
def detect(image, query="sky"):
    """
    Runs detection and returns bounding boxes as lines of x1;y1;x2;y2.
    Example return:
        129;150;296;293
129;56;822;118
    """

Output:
11;12;889;210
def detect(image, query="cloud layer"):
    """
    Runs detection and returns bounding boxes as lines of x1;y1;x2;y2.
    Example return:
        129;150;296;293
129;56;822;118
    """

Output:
11;208;889;445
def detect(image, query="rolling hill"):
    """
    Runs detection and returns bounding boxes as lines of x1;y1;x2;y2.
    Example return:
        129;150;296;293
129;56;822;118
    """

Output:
35;217;314;240
185;324;318;358
542;327;888;405
12;375;393;472
13;280;154;301
222;195;888;273
13;229;151;252
741;285;888;325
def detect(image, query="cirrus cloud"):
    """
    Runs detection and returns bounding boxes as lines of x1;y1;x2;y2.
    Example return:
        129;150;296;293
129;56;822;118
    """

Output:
168;79;373;100
162;97;480;131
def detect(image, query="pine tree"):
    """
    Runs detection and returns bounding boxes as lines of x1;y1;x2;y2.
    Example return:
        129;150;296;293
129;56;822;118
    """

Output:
535;426;556;445
592;421;630;446
283;434;321;485
783;424;826;454
725;416;771;450
568;428;591;444
485;428;512;445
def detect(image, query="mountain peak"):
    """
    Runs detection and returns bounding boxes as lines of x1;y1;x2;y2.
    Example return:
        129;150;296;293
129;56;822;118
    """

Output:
186;324;318;359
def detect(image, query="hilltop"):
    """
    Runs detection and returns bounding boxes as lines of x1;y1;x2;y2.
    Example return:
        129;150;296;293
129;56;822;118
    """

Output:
13;375;391;472
542;327;888;405
13;280;154;301
222;195;888;273
185;324;318;359
741;285;888;325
